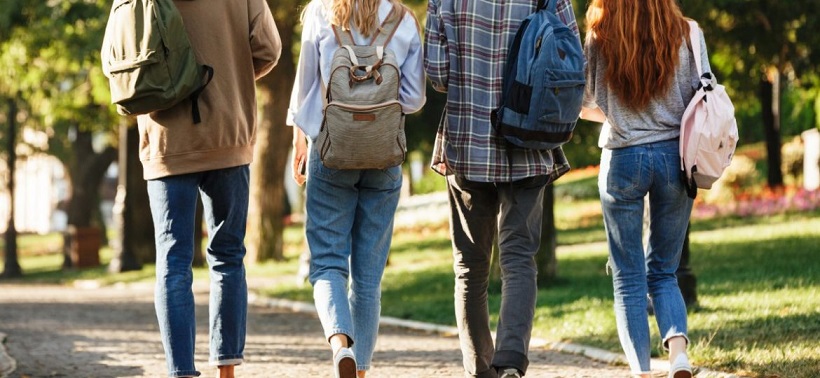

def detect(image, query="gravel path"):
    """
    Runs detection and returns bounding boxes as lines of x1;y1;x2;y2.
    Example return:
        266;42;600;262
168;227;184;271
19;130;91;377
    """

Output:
0;282;632;378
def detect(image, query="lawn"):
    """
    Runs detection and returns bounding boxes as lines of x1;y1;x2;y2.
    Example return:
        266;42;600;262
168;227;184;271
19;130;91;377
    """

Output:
260;207;820;378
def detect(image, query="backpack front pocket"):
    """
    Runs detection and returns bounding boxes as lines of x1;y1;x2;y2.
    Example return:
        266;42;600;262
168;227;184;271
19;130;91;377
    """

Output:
320;100;405;170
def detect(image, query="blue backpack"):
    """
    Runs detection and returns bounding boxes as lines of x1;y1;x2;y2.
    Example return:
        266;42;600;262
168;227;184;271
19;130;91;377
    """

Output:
493;0;585;150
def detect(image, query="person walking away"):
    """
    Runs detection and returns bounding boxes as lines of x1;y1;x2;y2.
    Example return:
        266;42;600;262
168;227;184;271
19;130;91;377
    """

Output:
424;1;579;377
580;0;705;376
286;0;425;377
138;0;281;377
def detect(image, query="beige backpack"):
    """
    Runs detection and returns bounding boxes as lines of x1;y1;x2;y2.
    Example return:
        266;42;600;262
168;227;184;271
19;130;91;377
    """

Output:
315;3;406;170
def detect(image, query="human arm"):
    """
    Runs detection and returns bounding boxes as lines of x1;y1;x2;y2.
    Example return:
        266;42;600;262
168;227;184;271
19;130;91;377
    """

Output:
423;0;449;92
249;0;282;80
580;106;606;123
399;13;426;114
285;2;323;138
580;35;605;123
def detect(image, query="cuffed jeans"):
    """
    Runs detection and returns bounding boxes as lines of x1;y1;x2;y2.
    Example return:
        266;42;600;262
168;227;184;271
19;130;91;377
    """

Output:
305;146;402;371
446;174;548;378
147;165;250;377
598;139;693;374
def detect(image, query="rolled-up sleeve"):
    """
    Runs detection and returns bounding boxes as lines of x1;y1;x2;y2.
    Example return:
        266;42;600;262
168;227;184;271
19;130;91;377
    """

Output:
423;0;448;92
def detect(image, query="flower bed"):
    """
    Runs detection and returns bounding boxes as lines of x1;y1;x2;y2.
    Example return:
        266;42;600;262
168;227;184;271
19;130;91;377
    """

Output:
693;187;820;219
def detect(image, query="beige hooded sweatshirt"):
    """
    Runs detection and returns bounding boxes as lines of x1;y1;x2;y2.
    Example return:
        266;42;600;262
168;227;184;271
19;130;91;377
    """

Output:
137;0;281;180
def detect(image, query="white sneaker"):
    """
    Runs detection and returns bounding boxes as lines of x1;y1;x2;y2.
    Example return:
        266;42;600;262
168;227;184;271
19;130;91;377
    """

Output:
333;347;356;378
669;354;693;378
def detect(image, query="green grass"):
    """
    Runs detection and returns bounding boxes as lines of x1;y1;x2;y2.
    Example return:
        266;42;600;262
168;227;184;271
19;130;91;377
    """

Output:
261;209;820;378
4;201;819;377
1;227;307;285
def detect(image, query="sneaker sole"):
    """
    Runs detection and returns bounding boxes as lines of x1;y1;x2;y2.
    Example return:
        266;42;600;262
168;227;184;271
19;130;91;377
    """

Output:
672;371;693;378
337;356;356;378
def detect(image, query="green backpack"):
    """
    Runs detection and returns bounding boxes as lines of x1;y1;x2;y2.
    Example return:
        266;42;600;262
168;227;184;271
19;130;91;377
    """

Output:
101;0;213;123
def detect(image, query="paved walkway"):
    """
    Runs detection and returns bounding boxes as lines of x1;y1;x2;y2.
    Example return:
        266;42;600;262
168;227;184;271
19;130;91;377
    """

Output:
0;282;632;378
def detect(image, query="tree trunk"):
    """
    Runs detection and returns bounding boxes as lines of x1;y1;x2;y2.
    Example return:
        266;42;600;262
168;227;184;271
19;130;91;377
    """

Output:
124;125;155;265
109;123;154;272
760;74;784;188
63;125;117;268
537;184;557;286
246;5;296;263
1;96;22;278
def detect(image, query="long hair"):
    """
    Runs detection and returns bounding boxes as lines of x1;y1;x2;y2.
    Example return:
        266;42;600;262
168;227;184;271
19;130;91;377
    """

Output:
585;0;690;110
329;0;401;38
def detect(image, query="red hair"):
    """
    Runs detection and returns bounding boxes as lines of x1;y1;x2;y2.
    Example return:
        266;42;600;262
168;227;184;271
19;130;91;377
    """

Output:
586;0;690;110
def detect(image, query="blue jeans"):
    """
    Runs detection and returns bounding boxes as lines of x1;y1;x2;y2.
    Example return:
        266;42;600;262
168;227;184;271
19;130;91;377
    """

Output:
147;165;250;377
598;139;693;374
446;174;548;378
305;146;402;371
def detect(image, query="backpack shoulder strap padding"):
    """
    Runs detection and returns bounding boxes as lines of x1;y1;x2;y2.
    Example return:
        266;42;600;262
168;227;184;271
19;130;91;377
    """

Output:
687;20;716;91
332;24;356;47
371;3;405;48
330;2;405;48
687;20;703;75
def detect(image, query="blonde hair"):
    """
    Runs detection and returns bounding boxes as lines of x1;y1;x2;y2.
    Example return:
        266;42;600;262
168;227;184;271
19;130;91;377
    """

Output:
586;0;690;110
329;0;402;38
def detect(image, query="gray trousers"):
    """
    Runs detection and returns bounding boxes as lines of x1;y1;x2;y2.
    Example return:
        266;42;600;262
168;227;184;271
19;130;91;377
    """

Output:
446;174;548;378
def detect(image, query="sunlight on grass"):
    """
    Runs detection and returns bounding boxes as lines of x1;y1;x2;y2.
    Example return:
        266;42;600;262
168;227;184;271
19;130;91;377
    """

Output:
691;288;820;376
260;209;820;377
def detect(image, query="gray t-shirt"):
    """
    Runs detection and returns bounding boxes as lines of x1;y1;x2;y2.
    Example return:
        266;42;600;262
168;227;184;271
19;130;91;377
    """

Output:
583;28;711;149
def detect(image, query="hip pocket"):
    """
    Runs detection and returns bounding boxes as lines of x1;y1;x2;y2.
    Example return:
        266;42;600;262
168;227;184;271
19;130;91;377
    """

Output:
605;152;642;196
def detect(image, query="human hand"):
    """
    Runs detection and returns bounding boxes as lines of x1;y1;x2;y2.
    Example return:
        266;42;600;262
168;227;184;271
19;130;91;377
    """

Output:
435;163;447;175
292;130;308;186
292;152;307;186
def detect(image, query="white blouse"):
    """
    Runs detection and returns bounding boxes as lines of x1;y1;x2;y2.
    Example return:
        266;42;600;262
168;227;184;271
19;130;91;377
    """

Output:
286;0;426;140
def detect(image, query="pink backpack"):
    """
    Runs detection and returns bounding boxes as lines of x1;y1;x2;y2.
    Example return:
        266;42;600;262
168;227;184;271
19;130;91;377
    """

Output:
680;21;739;198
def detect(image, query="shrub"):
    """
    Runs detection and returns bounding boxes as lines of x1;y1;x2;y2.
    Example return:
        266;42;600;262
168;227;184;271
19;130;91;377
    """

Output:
701;155;759;204
781;135;805;187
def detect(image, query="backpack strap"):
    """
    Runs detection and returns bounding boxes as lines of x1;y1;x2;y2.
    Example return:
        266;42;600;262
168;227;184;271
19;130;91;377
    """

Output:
547;0;557;12
189;64;214;124
331;24;356;47
331;2;405;48
687;20;716;91
536;0;557;12
687;20;703;76
371;3;405;48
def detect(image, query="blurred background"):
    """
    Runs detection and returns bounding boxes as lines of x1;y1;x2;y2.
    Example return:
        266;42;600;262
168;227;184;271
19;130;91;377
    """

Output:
1;0;817;272
0;1;818;376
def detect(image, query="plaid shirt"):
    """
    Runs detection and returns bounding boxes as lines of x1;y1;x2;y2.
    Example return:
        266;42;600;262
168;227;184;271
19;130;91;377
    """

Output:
424;0;579;182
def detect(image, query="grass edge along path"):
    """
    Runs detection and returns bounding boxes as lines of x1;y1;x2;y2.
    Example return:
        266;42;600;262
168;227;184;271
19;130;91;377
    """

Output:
262;210;820;378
